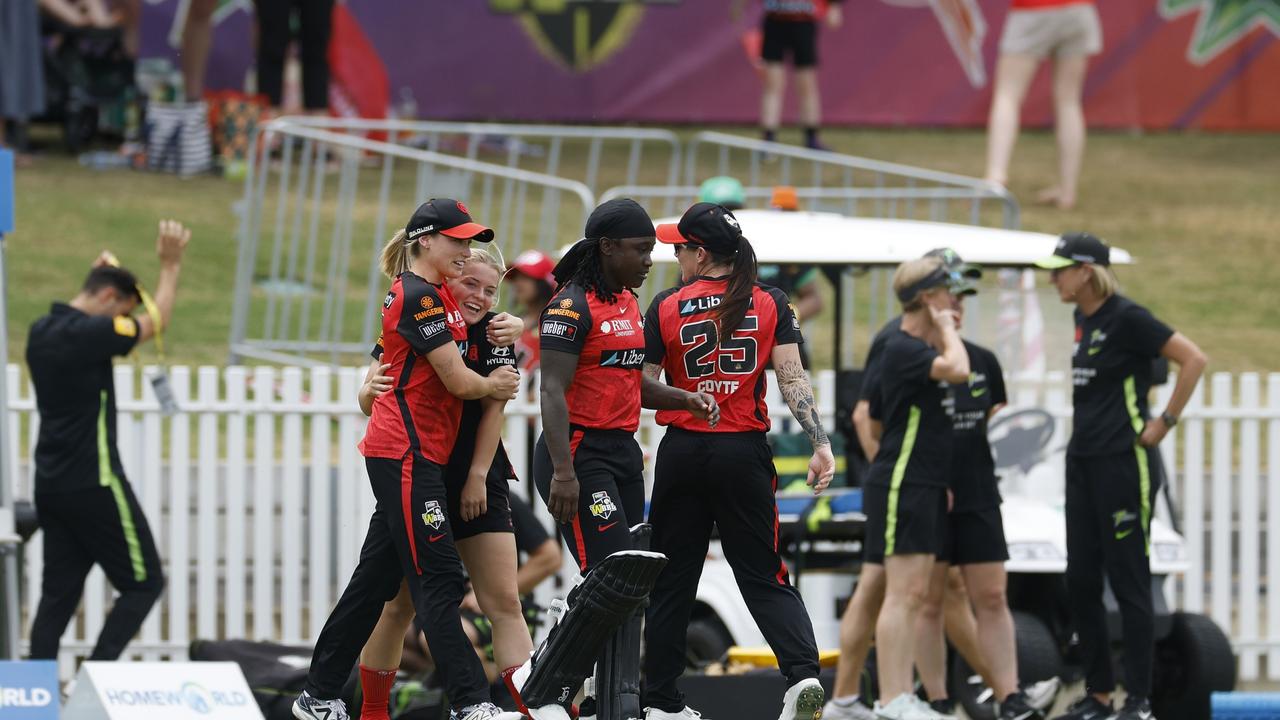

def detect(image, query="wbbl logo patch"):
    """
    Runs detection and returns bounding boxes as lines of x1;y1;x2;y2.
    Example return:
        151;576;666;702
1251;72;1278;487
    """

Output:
422;501;446;530
588;491;617;519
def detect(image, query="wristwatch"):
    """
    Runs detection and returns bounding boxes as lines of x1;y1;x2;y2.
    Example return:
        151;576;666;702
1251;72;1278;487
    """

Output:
1160;411;1179;427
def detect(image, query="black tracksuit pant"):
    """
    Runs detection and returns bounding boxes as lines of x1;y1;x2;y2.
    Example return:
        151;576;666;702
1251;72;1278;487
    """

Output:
29;484;165;661
304;452;488;708
254;0;333;109
643;429;820;711
1065;446;1162;699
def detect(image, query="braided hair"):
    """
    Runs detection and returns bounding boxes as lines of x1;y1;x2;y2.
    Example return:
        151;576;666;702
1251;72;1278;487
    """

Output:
560;238;635;305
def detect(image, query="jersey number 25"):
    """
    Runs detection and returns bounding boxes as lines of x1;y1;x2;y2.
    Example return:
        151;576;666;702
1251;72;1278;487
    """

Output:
680;317;759;378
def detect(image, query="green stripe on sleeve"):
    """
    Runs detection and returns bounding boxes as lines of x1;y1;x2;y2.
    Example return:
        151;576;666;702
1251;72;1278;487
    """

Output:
885;405;921;556
99;391;147;582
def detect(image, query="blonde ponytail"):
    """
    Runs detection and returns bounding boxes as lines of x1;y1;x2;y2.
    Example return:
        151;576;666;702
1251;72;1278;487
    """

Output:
380;230;417;279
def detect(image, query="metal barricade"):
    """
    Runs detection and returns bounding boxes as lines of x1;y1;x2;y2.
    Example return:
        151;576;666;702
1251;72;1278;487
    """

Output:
683;131;1020;229
269;116;682;211
228;118;596;366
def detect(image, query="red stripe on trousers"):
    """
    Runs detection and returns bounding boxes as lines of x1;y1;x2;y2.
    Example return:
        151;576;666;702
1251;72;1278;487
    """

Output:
402;455;422;574
772;473;788;585
568;429;589;572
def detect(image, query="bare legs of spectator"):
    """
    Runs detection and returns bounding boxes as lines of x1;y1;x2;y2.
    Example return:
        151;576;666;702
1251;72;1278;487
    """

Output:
916;562;952;703
961;562;1019;701
181;0;219;101
983;53;1039;189
761;62;786;142
876;554;934;701
1040;53;1089;210
831;563;885;700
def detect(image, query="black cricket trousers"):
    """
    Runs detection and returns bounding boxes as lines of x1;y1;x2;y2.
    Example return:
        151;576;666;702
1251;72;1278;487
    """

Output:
304;452;488;707
643;429;820;712
532;428;645;573
1065;446;1162;699
253;0;333;109
29;483;165;660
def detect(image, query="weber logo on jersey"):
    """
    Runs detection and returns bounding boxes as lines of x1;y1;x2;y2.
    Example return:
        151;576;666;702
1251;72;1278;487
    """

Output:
541;320;577;340
599;348;645;369
419;320;448;340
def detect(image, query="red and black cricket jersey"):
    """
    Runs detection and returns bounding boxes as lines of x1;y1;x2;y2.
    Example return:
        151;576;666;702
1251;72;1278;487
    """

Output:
539;282;645;432
360;272;469;465
644;278;802;432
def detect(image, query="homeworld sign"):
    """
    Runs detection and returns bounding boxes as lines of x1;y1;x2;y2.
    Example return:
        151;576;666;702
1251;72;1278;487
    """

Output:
0;660;58;720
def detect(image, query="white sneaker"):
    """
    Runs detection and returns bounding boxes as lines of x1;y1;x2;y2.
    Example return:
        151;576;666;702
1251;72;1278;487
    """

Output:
645;707;705;719
454;702;526;720
874;693;949;720
1024;677;1061;711
824;696;878;720
292;691;350;720
779;678;825;720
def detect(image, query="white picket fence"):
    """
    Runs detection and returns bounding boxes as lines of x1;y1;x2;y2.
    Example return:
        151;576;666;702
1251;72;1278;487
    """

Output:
4;365;1280;681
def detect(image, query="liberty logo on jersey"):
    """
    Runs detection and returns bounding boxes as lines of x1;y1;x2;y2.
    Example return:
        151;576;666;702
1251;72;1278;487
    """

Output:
679;294;723;317
422;501;446;530
600;348;645;368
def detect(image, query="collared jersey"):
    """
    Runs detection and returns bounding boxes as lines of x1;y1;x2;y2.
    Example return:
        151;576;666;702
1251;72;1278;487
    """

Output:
26;303;141;493
948;341;1006;510
448;312;518;479
540;282;645;432
645;277;802;432
1068;294;1173;457
361;272;469;465
865;330;954;489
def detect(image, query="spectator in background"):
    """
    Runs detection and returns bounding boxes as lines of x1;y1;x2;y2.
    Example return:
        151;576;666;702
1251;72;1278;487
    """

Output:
985;0;1102;210
732;0;843;151
1;0;46;163
505;250;557;373
181;0;219;101
255;0;333;114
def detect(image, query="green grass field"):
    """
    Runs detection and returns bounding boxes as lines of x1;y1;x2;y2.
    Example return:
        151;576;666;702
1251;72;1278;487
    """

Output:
5;127;1278;371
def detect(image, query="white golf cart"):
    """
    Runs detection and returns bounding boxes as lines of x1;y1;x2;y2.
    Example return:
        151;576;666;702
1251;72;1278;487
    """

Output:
645;209;1235;720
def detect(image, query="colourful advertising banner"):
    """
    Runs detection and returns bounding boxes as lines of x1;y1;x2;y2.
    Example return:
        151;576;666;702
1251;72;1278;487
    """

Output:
142;0;1280;130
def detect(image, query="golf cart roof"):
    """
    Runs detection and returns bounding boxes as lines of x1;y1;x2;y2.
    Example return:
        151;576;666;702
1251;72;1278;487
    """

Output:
643;210;1134;268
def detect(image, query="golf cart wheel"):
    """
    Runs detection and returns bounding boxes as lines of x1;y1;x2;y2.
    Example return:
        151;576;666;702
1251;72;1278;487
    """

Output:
1151;612;1236;720
951;611;1063;720
684;616;733;670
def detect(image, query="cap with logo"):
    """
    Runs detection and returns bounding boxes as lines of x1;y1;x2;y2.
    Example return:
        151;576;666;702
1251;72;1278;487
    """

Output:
923;247;981;296
656;202;743;256
506;249;557;286
553;198;657;284
405;198;494;243
1035;231;1111;269
697;176;746;210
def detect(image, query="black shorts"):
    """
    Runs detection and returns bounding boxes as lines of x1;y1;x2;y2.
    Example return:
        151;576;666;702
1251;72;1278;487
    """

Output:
863;483;947;563
445;445;515;541
533;428;645;573
762;16;818;67
938;507;1009;566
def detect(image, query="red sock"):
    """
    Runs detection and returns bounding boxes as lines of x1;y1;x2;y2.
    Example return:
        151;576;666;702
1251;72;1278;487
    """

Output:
500;666;530;714
359;665;397;720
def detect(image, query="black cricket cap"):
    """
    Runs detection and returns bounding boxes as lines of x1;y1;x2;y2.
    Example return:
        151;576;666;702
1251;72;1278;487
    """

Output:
924;247;982;279
406;198;494;243
1036;231;1110;269
553;198;656;284
656;202;743;255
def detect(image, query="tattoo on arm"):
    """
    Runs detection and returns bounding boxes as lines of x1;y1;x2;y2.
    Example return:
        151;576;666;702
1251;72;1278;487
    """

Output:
643;362;663;380
776;359;830;447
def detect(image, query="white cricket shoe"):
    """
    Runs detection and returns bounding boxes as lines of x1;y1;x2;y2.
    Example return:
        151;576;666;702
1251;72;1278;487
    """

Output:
645;707;705;719
874;693;951;720
454;702;526;720
292;691;350;720
779;678;825;720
